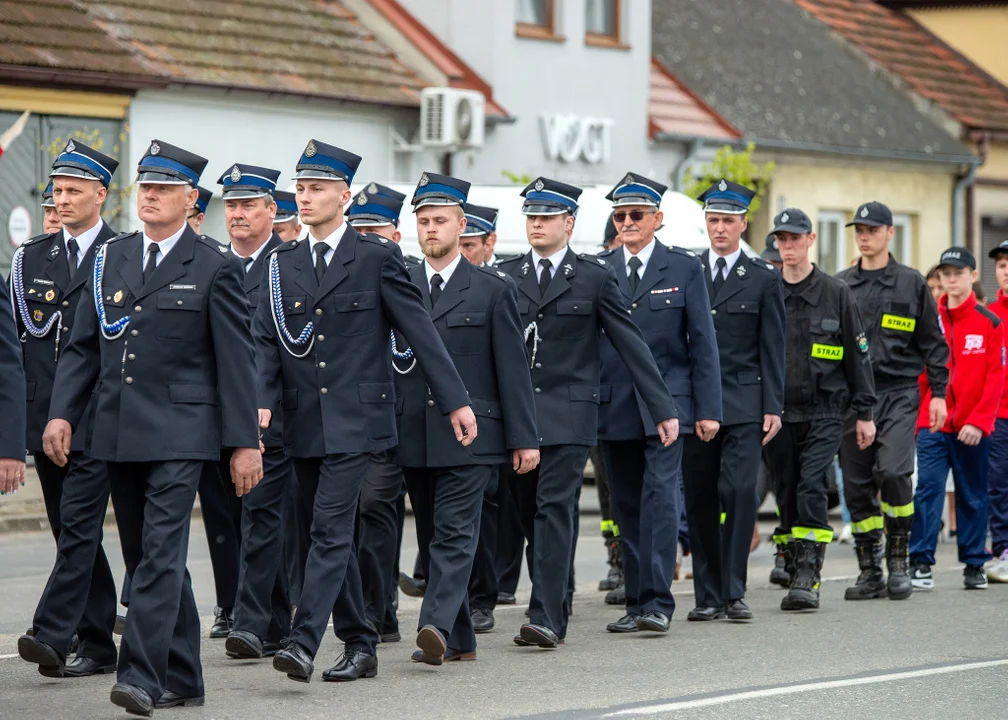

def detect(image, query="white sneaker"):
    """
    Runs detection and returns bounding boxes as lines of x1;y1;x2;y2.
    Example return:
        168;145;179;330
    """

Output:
837;524;853;544
910;562;934;590
987;549;1008;583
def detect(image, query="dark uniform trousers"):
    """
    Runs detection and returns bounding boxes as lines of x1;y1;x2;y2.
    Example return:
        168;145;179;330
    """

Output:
285;469;310;606
468;465;505;610
357;450;404;634
495;471;527;596
197;460;242;610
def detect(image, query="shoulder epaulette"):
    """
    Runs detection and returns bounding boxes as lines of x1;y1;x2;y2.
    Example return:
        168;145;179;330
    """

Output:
268;239;299;256
20;230;60;248
578;252;610;268
475;264;509;283
597;248;618;259
668;245;698;259
495;254;523;268
195;234;231;256
359;232;394;248
749;254;778;272
975;304;1001;328
107;230;139;244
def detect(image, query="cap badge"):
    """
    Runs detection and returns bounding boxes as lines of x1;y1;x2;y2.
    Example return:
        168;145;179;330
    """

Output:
860;207;869;218
368;183;378;194
65;139;76;153
736;264;747;277
113;290;123;303
230;165;242;183
149;141;160;156
534;179;544;192
624;173;635;186
357;193;368;206
419;172;429;187
781;212;789;223
718;179;728;192
304;140;317;158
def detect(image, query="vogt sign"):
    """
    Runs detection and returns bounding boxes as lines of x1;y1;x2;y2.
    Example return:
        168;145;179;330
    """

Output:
540;114;614;164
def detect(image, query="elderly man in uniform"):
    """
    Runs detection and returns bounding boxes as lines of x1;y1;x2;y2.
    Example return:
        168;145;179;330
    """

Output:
498;177;677;649
43;139;262;715
396;172;538;663
256;140;474;683
682;179;786;623
597;173;721;636
272;190;302;242
14;142;121;678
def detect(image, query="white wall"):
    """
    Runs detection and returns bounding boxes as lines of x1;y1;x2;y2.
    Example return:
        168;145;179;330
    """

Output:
127;87;417;240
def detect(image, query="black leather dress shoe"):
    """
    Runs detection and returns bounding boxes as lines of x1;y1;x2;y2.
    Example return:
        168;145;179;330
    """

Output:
114;614;126;636
725;599;754;621
209;607;234;639
415;625;447;665
604;585;625;606
225;630;263;659
17;635;64;676
110;683;154;717
398;572;427;598
518;623;558;648
61;656;117;678
272;642;314;683
262;638;288;657
411;648;476;662
605;614;640;633
687;606;726;622
322;648;377;681
380;630;401;643
156;691;205;709
471;607;495;633
513;634;532;646
636;611;671;633
497;591;516;605
68;634;80;656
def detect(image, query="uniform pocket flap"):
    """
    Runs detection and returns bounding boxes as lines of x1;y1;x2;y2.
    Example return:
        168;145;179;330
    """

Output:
727;301;758;314
27;285;58;304
556;300;593;315
820;318;840;332
358;382;394;403
283;296;307;315
334;290;377;313
282;388;298;409
157;292;203;311
738;370;762;385
471;397;503;418
25;380;36;401
168;383;218;405
569;384;601;403
649;293;684;309
446;311;487;327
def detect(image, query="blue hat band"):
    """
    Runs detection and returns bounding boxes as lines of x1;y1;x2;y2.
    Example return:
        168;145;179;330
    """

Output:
194;199;209;214
414;182;466;205
223;175;276;192
137;156;201;185
613;183;662;206
296;155;354;182
704;190;751;207
52;152;114;187
349;203;400;224
523;189;578;213
275;201;298;215
464;215;494;234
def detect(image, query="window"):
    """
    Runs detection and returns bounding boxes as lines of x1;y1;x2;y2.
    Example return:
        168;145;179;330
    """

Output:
586;0;618;35
892;213;913;267
516;0;561;40
817;211;846;276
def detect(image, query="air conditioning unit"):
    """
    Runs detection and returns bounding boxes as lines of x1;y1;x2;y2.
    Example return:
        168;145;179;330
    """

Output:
420;87;485;150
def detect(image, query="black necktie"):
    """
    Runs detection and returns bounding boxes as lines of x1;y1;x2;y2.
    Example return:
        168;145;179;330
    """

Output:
243;256;254;274
538;259;552;297
628;256;642;294
66;237;79;278
430;273;443;308
713;256;727;297
143;244;159;284
313;244;328;284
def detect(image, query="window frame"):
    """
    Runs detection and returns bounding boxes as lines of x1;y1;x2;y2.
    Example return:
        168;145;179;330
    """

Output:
891;212;913;267
816;210;847;276
515;0;564;42
585;0;628;49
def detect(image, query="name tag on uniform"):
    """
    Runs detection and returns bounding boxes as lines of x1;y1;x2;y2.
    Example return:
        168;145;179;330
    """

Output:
170;284;197;291
881;314;915;332
811;343;844;360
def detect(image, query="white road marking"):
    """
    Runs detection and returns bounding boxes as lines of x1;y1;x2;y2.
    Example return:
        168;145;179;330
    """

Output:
0;653;18;660
603;658;1008;716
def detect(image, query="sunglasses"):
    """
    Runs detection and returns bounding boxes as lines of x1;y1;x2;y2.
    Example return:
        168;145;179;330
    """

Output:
613;210;655;223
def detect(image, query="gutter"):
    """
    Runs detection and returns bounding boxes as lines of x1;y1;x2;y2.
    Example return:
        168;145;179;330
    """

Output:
953;133;987;248
0;65;168;91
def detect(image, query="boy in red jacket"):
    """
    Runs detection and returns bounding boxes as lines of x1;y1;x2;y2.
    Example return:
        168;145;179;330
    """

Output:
911;247;1002;590
985;240;1008;582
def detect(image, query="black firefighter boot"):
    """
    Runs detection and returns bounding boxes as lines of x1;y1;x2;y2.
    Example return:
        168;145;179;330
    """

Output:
599;533;624;592
844;539;887;600
781;540;824;611
885;530;912;600
769;542;792;588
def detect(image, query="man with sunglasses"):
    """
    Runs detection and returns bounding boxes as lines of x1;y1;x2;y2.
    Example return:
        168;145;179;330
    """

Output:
498;177;676;649
597;173;721;636
681;179;786;623
186;186;212;233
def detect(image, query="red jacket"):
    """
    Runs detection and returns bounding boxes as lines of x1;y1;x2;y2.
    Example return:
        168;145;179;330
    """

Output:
988;289;1008;420
917;292;1004;435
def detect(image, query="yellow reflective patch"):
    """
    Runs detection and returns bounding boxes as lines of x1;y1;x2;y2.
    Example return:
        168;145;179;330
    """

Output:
881;314;916;332
811;343;844;360
851;515;884;534
881;501;914;518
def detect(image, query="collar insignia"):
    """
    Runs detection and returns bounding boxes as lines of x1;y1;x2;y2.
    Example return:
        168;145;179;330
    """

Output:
563;262;573;276
736;263;747;277
521;261;530;276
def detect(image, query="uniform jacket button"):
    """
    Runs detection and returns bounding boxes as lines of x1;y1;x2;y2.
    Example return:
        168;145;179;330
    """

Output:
134;305;142;312
127;353;135;361
665;299;671;305
427;399;435;407
711;309;717;315
534;362;542;369
315;308;323;316
320;387;328;394
62;326;69;332
318;361;326;369
176;300;183;306
125;377;133;384
130;329;138;336
632;303;638;309
381;393;387;399
537;313;544;320
465;317;471;323
534;387;541;393
317;334;325;342
353;302;359;308
61;301;69;308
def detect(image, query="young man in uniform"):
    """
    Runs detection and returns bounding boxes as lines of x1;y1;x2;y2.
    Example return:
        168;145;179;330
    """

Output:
911;248;1002;591
835;202;949;601
985;239;1008;582
764;208;876;612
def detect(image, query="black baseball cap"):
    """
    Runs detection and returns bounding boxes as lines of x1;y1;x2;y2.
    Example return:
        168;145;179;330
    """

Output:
761;232;781;262
846;201;892;228
988;239;1008;259
771;208;812;235
603;211;618;248
937;246;976;270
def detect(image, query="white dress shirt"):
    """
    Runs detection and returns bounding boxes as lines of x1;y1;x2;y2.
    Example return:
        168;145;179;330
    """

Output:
532;246;569;281
231;236;270;271
708;247;743;282
425;252;463;293
623;238;657;279
307;221;348;266
142;223;187;270
63;220;103;268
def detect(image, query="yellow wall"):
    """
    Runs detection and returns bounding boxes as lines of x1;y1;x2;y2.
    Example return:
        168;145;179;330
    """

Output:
909;7;1008;87
752;159;955;273
0;86;130;119
978;140;1008;181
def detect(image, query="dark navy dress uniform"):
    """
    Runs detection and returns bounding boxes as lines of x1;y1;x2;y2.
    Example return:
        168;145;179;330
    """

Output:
255;141;470;682
13;141;120;673
498;177;675;646
48;140;260;710
395;174;537;659
0;279;26;463
683;180;786;618
597;173;722;629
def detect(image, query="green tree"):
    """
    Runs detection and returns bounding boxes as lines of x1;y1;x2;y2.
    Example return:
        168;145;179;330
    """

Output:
682;142;774;220
500;169;533;185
